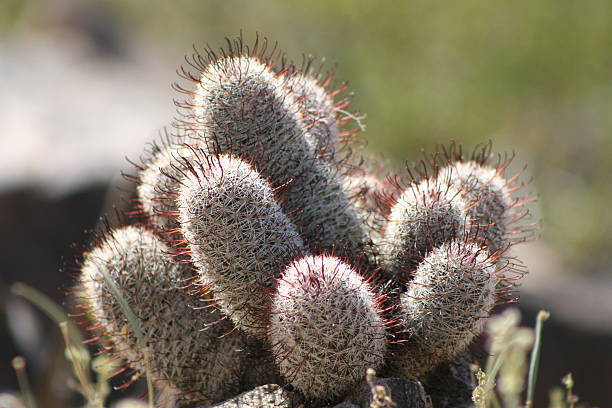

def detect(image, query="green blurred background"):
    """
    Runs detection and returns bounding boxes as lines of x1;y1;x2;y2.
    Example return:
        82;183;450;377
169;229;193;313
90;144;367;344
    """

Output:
3;0;611;274
1;0;611;406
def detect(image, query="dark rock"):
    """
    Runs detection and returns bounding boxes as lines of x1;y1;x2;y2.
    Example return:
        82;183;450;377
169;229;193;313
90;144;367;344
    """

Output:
343;377;429;408
421;352;474;408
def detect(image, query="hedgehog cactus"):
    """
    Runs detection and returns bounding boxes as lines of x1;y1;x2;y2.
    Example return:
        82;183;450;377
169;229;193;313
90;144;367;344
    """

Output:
177;152;305;337
73;36;536;407
269;255;387;400
76;226;278;406
391;240;498;379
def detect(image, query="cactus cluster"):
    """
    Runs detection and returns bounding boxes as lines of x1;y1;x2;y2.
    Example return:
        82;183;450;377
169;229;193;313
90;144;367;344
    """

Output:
72;36;536;407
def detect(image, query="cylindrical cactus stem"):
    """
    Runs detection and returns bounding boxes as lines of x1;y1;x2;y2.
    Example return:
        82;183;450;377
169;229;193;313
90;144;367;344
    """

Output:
380;176;469;283
175;46;368;262
177;153;306;337
76;225;277;406
431;142;537;256
135;134;198;243
342;159;393;226
436;161;513;256
279;69;343;165
269;255;388;401
391;240;498;379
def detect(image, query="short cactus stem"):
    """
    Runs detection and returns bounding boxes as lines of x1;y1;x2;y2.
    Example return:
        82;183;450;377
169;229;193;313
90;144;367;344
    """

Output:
77;225;273;405
380;177;469;283
392;240;498;379
177;153;306;337
279;69;343;165
136;136;199;242
436;161;513;255
430;143;537;256
269;255;388;401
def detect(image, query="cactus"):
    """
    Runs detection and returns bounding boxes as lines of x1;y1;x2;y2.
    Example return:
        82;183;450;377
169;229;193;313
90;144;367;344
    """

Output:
134;131;197;242
389;240;498;379
76;225;278;406
380;177;469;283
176;152;305;337
175;41;368;263
72;36;537;407
269;255;387;400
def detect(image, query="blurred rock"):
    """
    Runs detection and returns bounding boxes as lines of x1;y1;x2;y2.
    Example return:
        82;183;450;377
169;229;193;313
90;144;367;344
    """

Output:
0;32;176;196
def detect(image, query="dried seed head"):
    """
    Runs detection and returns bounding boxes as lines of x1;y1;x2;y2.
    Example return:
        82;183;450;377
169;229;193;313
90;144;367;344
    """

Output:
393;240;496;379
78;226;271;405
269;255;387;400
177;154;305;337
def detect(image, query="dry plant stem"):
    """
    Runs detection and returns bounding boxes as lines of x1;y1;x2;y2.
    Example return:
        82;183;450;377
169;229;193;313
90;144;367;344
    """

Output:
11;357;36;408
525;310;550;408
482;308;534;406
11;282;84;346
366;368;395;408
13;283;106;407
562;373;578;408
59;322;99;406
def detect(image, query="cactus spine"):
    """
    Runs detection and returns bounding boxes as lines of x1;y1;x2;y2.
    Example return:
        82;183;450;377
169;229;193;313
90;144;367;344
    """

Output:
380;178;469;283
437;161;513;255
136;135;198;240
391;241;498;379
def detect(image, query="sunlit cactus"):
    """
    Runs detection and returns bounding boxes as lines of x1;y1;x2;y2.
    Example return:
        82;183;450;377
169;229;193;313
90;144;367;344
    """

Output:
279;69;344;164
72;35;538;407
433;144;536;256
76;226;277;406
380;177;469;283
174;40;368;262
177;153;305;337
389;240;498;379
269;255;387;401
135;132;197;241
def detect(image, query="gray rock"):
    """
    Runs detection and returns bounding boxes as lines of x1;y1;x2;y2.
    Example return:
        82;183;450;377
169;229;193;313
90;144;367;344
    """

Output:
203;384;292;408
